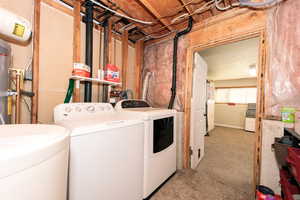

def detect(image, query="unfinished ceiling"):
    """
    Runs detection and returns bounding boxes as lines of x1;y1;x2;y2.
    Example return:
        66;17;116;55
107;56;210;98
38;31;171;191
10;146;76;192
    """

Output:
58;0;239;41
199;37;260;80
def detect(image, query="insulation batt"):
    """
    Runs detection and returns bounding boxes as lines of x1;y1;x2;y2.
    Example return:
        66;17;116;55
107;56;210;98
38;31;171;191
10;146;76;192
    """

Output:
266;0;300;116
143;37;187;111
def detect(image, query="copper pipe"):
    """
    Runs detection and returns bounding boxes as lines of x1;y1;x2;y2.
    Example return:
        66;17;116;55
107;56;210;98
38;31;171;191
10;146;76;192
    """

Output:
15;73;21;124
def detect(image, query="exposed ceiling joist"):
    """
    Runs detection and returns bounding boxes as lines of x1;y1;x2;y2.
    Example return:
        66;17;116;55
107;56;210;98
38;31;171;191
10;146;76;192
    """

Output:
136;0;174;31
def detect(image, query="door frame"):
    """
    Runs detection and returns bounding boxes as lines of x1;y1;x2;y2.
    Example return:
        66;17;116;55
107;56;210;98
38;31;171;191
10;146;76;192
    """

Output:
183;28;267;190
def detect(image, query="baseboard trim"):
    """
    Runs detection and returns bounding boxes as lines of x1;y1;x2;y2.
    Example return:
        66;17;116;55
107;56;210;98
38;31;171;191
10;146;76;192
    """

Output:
215;123;244;130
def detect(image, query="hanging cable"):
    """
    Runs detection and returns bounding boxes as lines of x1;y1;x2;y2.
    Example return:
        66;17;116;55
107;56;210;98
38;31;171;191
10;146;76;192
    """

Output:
90;0;154;25
215;0;232;11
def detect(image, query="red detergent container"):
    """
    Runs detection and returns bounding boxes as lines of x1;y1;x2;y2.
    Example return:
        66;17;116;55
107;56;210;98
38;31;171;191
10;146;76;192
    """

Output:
256;185;275;200
104;64;120;83
72;63;90;78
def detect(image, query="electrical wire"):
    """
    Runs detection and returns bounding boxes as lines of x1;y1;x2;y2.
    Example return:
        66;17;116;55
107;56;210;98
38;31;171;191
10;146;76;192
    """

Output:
90;0;154;25
215;0;232;11
11;80;31;113
146;0;214;36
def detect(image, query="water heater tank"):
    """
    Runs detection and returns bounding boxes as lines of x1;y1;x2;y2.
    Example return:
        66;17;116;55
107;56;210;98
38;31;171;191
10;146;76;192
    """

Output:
0;8;32;43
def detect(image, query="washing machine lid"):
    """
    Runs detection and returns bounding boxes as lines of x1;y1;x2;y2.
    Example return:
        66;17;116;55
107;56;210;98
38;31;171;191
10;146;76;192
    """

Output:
56;113;143;137
0;124;70;179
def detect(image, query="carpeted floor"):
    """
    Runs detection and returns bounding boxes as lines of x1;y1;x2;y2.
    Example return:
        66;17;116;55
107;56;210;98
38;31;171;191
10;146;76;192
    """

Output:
151;126;255;200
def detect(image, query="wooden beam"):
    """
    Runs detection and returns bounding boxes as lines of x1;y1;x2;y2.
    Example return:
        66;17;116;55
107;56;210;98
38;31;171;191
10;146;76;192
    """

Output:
136;0;173;31
135;40;144;99
178;0;197;21
253;30;267;190
73;0;81;102
108;19;113;65
183;47;193;168
31;0;41;124
122;30;129;90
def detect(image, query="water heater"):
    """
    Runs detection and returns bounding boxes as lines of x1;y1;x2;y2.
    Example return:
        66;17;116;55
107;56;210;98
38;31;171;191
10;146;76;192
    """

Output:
0;8;32;43
0;40;11;124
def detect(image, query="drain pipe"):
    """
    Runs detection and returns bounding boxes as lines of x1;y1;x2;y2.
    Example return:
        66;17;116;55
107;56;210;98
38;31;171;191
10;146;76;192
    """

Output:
84;1;94;102
168;17;193;109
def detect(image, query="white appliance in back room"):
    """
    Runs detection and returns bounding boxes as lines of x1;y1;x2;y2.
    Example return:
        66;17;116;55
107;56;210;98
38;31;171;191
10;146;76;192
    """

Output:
0;124;70;200
54;103;144;200
115;99;177;199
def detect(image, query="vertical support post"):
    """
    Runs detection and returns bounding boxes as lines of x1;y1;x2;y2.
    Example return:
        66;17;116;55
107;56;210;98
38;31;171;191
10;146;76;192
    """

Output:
84;0;94;102
183;47;193;169
122;30;129;90
135;40;144;99
73;0;81;102
253;30;267;189
102;18;113;102
31;0;41;124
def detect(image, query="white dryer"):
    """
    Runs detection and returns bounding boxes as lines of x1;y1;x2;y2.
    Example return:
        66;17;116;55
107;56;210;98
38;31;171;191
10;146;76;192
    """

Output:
0;124;70;200
115;100;177;199
54;103;144;200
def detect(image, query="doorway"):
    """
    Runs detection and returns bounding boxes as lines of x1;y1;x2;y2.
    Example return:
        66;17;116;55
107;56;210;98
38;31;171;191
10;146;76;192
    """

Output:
189;37;260;198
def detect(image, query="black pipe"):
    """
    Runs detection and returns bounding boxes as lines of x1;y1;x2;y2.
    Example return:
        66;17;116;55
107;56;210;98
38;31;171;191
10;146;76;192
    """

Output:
102;18;109;102
168;17;193;109
84;1;94;102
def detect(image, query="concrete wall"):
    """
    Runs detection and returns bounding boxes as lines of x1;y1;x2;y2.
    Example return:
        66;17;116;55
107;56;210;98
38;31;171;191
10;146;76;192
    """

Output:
1;0;136;124
214;78;257;129
215;103;248;129
260;120;283;194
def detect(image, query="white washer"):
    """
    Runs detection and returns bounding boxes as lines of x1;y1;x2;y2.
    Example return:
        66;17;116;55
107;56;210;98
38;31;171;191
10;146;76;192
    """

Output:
115;100;177;199
54;103;144;200
0;124;70;200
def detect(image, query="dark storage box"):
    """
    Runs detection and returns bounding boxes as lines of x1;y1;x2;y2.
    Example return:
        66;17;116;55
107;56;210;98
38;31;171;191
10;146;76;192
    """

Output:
274;137;292;168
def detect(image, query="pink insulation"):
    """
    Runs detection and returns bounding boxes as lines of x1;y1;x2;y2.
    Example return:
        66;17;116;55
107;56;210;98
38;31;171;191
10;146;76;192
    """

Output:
265;0;300;116
143;37;188;111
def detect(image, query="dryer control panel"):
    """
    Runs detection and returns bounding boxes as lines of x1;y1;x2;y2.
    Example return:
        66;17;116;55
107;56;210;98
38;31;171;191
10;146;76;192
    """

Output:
54;103;115;122
115;100;151;110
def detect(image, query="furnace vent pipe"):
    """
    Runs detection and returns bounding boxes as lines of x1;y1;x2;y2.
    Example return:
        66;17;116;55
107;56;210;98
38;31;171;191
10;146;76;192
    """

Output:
142;72;153;101
239;0;283;8
168;17;193;109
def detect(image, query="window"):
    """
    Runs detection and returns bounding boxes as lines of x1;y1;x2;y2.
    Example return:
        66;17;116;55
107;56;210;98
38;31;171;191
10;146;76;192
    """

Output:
215;87;257;103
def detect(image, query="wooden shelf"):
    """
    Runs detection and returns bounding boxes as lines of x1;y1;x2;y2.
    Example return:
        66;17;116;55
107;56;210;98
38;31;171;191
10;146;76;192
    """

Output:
70;76;121;86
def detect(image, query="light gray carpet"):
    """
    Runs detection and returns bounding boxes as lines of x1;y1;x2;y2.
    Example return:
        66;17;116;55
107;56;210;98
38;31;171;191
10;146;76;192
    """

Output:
151;126;255;200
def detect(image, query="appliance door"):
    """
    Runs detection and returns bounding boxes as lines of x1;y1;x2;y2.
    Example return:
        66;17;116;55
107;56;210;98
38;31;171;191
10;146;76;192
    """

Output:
68;123;144;200
153;116;174;153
